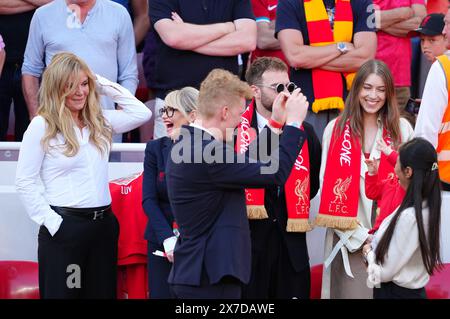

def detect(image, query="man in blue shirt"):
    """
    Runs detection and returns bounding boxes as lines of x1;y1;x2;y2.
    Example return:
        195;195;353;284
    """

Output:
22;0;138;132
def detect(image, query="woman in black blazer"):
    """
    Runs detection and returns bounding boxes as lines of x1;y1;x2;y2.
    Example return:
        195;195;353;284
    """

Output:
142;87;198;298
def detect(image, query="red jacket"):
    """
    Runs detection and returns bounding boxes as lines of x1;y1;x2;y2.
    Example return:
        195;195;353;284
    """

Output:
365;152;406;234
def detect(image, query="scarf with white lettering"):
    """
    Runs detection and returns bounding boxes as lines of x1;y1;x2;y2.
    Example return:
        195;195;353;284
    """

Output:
236;100;312;231
316;119;360;230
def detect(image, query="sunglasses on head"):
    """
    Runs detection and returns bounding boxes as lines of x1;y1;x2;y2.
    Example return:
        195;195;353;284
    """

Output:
159;106;177;118
257;82;298;94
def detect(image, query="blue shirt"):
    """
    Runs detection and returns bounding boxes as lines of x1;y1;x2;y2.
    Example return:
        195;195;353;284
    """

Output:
275;0;375;107
111;0;130;12
22;0;138;110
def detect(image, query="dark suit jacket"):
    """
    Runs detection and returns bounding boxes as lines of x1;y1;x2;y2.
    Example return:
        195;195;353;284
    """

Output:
166;125;307;286
142;137;175;247
248;109;322;272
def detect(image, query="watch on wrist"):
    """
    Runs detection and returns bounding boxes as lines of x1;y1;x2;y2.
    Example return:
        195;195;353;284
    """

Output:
337;42;348;54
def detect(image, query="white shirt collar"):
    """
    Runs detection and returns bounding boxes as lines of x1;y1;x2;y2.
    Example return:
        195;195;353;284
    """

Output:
256;110;269;133
190;122;215;137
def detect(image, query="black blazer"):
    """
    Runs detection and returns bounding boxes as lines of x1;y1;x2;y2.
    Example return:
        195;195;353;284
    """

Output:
248;109;322;272
142;137;174;247
166;125;307;286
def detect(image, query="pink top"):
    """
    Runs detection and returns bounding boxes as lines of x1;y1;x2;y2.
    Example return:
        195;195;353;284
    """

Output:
373;0;425;87
0;34;4;50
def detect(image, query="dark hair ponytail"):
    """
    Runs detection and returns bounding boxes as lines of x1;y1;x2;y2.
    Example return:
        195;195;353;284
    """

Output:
375;138;442;275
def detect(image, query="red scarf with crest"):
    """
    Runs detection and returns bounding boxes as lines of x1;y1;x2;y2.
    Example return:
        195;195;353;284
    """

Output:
316;119;397;230
236;100;312;232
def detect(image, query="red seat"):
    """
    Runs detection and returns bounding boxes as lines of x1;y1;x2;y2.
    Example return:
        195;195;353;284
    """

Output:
310;264;323;299
425;263;450;299
0;261;39;299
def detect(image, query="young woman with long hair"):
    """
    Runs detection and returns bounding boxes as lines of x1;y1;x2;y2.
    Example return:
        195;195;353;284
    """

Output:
364;138;442;299
317;59;414;299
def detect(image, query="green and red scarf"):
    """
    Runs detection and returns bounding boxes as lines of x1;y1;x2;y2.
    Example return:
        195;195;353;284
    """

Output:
236;100;312;232
304;0;355;113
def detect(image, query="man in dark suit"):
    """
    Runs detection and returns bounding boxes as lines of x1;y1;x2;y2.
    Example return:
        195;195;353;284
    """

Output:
165;68;309;299
242;57;321;299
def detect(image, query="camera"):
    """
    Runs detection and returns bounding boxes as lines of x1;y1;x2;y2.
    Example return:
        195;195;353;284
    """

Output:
405;98;420;115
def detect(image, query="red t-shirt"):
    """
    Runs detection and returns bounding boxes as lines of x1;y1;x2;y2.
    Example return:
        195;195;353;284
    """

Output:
109;172;148;264
251;0;288;64
373;0;425;87
365;151;406;234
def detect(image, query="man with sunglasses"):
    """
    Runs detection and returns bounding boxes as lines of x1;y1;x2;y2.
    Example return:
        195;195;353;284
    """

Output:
242;57;321;299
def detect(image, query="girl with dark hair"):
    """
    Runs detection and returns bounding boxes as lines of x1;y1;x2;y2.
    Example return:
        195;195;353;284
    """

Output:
364;137;442;299
317;59;414;299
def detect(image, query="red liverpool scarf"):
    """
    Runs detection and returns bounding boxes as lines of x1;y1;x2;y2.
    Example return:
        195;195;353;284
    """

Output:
316;119;360;230
236;100;312;231
236;100;267;219
316;120;398;230
304;0;355;113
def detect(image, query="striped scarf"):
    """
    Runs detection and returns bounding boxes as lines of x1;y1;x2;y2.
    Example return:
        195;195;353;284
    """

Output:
304;0;355;113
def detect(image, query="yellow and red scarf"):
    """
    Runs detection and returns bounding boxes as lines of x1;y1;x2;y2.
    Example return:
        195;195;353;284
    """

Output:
316;119;396;230
236;100;312;232
304;0;354;113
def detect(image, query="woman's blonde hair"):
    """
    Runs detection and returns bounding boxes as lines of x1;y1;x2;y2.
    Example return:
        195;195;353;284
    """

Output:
38;52;112;157
164;86;199;119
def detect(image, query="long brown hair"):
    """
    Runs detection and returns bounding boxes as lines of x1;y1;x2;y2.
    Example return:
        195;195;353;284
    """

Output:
337;59;401;148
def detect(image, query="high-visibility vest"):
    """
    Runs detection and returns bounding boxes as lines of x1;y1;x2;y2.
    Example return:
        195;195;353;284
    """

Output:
435;55;450;185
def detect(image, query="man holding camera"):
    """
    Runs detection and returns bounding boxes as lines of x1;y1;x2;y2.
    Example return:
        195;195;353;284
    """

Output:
240;57;321;299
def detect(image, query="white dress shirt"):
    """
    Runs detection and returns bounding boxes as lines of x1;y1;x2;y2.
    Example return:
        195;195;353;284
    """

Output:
415;52;450;148
15;75;152;236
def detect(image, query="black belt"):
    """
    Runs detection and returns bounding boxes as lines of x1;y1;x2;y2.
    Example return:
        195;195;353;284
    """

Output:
51;205;112;220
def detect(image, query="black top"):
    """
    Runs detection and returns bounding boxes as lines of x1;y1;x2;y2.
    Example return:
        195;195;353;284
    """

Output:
275;0;375;108
0;10;35;65
149;0;254;99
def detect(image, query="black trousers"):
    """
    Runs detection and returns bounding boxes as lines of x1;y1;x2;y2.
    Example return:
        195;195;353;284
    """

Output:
38;211;119;299
0;62;29;141
374;282;427;299
147;241;173;299
242;225;310;299
171;273;241;299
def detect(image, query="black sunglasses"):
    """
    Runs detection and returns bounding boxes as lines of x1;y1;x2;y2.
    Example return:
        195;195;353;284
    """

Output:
257;82;298;94
159;106;177;118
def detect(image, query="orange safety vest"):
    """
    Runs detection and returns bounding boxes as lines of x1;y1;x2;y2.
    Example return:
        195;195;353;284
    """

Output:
436;55;450;185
